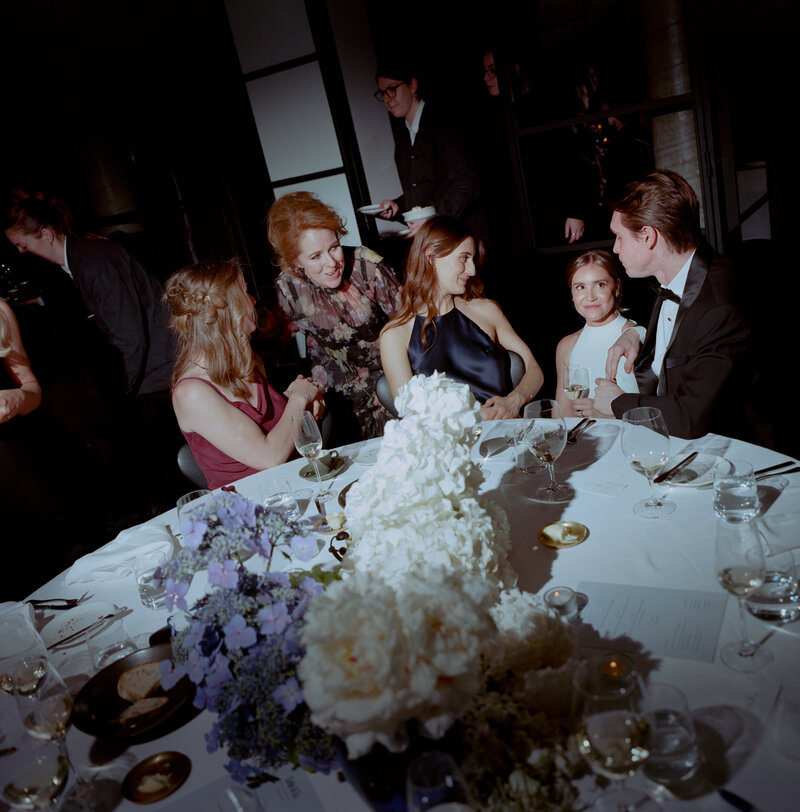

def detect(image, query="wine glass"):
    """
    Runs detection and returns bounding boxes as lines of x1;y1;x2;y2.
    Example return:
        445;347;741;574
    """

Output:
714;521;773;672
1;738;69;810
620;407;675;518
14;662;103;810
573;655;658;812
523;400;573;501
564;365;590;416
0;613;48;696
292;411;333;501
406;751;475;812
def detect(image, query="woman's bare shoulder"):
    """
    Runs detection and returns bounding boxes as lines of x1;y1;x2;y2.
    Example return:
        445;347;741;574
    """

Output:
555;330;581;360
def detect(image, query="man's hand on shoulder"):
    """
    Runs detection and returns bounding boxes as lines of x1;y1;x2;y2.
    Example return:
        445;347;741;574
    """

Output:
605;328;642;379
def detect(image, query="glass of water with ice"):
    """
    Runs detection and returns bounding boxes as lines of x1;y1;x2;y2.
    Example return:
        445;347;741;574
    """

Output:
713;458;759;521
133;550;169;610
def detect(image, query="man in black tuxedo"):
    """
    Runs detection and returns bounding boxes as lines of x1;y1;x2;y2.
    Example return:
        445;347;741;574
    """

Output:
575;170;751;439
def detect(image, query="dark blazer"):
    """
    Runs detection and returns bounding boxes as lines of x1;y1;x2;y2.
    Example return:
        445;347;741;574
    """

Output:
393;103;483;229
66;236;175;396
611;245;751;439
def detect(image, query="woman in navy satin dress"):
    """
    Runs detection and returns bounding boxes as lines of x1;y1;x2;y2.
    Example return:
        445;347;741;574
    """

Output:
380;216;543;419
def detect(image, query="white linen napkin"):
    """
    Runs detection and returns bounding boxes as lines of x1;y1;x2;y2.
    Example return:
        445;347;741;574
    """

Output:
65;523;175;584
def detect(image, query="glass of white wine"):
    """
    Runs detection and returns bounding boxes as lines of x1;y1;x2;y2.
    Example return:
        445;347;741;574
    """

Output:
714;521;773;673
13;662;102;810
523;400;573;501
0;613;48;696
1;739;68;810
620;407;675;518
292;411;333;501
563;365;590;415
573;655;658;812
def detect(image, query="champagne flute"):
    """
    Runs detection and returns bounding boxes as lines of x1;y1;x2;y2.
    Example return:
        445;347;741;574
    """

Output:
14;662;102;810
714;521;773;672
524;400;573;501
573;655;658;812
564;365;590;416
620;407;675;518
292;411;333;502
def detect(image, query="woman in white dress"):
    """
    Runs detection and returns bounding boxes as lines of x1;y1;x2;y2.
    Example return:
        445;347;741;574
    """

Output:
555;250;640;418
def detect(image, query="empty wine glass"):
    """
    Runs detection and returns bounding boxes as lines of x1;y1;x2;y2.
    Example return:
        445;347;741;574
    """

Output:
564;365;590;416
406;751;475;811
523;400;573;501
292;411;333;501
0;613;48;696
620;407;675;518
714;521;773;673
14;662;103;810
573;655;658;812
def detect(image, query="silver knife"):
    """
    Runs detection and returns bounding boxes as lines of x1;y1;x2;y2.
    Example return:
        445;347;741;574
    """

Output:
654;451;698;483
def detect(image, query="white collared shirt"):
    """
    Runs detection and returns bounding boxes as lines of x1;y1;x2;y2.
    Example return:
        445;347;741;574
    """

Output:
406;99;425;146
59;236;72;279
652;250;695;376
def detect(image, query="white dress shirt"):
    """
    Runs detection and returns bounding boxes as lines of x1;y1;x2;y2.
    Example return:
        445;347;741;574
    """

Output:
652;250;694;376
406;100;425;146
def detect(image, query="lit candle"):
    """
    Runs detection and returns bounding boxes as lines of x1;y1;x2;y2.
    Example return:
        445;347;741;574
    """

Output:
600;655;631;678
544;586;578;618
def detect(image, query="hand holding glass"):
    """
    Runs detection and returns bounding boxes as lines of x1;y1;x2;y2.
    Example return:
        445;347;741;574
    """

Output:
564;365;590;408
620;407;675;518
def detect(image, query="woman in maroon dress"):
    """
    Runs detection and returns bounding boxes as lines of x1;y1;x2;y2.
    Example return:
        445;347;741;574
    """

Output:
165;260;323;490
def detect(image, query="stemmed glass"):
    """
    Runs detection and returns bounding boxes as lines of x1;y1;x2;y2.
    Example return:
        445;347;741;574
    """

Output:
524;400;573;501
714;521;773;672
620;407;675;518
292;411;333;502
1;739;68;810
13;662;102;810
564;365;590;415
0;613;48;696
573;656;658;812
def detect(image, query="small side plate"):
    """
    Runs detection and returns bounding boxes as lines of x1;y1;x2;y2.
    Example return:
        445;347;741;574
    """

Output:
122;751;191;804
665;453;729;487
299;452;345;482
357;203;387;215
40;602;117;649
538;521;589;549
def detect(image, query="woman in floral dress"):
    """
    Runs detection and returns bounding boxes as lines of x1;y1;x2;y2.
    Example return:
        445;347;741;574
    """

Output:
268;192;401;441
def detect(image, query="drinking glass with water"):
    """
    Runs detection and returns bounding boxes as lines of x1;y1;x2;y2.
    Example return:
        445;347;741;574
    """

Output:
713;458;759;521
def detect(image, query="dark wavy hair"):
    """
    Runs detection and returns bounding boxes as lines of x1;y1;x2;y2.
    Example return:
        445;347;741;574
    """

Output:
383;215;484;349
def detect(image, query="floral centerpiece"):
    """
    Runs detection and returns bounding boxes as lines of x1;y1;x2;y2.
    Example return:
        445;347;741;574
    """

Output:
158;488;339;785
297;374;588;809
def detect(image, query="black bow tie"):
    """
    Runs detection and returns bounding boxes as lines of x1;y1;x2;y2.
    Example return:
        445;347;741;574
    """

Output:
650;280;681;305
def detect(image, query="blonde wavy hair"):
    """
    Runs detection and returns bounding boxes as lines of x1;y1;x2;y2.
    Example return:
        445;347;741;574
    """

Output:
266;191;347;277
164;260;262;400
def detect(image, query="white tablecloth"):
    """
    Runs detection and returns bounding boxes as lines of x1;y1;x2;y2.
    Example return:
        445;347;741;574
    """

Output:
3;420;799;812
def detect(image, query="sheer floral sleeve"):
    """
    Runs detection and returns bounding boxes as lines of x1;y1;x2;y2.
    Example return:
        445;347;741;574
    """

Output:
273;247;400;439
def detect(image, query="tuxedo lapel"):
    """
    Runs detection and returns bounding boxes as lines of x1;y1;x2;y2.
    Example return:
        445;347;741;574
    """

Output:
665;249;708;358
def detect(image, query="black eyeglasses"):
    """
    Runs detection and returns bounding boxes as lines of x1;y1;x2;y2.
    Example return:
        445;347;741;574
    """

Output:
484;65;497;79
373;81;406;102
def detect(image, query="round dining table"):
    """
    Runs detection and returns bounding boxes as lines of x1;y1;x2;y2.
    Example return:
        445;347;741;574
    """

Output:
2;419;799;812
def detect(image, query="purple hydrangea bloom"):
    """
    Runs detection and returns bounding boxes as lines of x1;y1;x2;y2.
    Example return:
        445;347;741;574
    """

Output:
208;560;239;588
272;676;303;714
223;614;257;650
186;649;209;684
290;534;317;562
224;758;252;784
180;518;208;549
165;578;190;612
205;722;222;753
259;602;289;635
158;659;187;691
300;576;324;596
205;653;231;688
264;571;290;588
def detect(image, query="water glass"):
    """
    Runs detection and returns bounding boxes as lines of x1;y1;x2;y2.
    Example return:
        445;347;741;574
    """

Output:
745;548;799;623
133;551;168;610
86;619;137;671
262;490;301;521
713;459;759;521
643;683;701;788
406;752;475;812
0;613;48;695
177;489;212;525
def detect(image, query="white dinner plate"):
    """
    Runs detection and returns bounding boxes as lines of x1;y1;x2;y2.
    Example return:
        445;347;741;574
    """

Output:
357;204;388;215
663;453;730;487
40;601;117;649
353;441;381;466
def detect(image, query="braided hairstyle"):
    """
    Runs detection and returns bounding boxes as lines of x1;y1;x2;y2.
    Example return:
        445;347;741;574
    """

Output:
164;259;262;400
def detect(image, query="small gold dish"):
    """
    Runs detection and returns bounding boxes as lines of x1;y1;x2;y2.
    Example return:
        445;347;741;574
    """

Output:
538;521;589;549
121;751;191;804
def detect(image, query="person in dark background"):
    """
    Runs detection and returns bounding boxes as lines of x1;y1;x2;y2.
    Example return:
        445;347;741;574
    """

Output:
5;197;184;524
375;62;487;247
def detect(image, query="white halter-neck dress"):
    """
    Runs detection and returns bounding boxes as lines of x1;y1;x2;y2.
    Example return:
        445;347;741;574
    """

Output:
569;313;640;396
